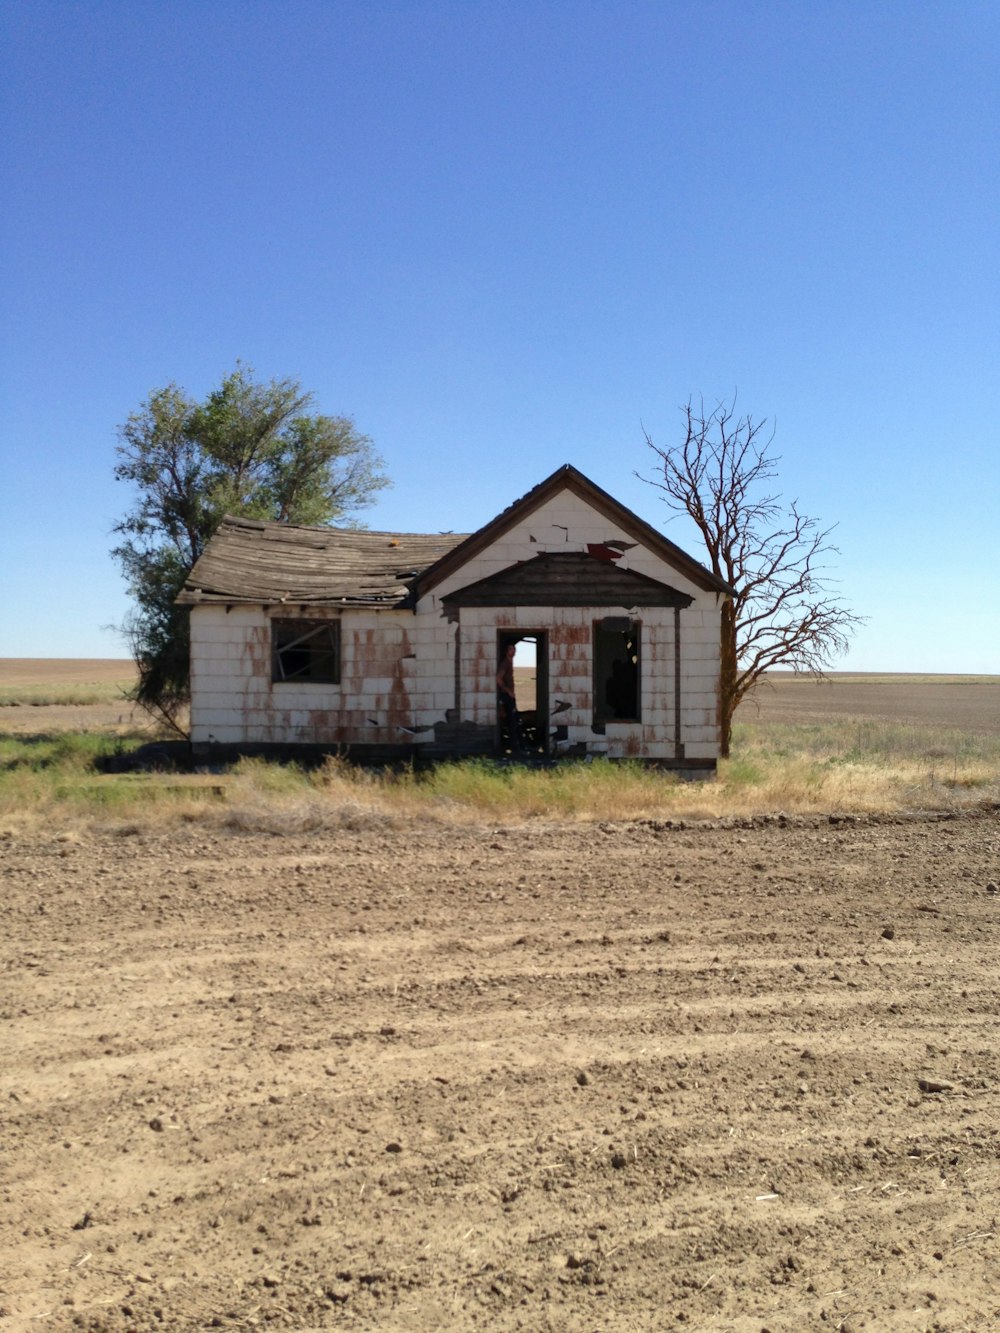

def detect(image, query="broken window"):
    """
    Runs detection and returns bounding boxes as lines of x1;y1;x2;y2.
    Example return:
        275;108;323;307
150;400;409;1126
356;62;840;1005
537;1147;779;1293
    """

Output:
593;618;640;723
271;619;341;683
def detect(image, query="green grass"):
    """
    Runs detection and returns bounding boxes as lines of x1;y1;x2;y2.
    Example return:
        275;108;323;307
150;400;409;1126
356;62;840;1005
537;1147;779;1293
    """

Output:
0;733;221;822
408;755;682;819
0;731;138;770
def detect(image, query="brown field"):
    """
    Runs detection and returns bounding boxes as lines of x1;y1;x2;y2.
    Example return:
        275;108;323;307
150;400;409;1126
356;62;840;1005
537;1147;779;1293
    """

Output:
2;665;1000;1331
0;660;137;687
0;660;145;735
745;673;1000;736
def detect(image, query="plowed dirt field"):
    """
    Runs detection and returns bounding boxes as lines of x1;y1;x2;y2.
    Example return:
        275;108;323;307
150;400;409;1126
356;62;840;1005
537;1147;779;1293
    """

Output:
3;808;999;1332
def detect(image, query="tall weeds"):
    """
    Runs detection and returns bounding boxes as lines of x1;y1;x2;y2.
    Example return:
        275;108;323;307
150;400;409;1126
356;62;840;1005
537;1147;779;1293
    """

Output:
1;717;997;834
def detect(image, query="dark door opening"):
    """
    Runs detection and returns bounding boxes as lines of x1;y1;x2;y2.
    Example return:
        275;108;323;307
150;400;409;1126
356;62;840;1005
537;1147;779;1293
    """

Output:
496;631;548;756
593;618;641;724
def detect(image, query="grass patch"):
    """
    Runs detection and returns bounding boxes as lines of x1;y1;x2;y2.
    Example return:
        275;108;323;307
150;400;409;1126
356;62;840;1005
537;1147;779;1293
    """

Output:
1;716;997;834
406;756;681;821
723;718;1000;814
0;732;218;830
0;732;135;771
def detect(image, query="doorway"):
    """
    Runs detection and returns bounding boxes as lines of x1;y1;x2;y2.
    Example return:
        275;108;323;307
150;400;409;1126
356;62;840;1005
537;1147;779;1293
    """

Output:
496;630;548;756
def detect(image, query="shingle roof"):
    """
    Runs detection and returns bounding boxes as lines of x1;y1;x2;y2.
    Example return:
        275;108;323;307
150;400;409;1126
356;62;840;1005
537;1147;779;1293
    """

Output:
176;516;469;607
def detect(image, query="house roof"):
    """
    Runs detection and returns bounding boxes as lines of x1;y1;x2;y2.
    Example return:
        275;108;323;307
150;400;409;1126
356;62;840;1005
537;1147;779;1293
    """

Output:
175;517;470;607
176;464;734;608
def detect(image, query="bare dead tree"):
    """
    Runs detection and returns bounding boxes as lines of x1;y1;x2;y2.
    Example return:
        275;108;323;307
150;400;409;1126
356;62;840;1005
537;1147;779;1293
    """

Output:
641;396;863;757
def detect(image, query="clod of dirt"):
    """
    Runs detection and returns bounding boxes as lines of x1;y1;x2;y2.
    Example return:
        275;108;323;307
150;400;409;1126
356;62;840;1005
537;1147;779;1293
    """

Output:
918;1078;954;1094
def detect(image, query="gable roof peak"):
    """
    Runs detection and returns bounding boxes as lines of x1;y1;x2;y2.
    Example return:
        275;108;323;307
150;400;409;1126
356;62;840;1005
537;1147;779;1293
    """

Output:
415;462;734;598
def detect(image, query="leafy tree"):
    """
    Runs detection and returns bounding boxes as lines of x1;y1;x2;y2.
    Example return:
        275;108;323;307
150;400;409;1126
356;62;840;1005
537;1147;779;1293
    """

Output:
113;364;388;734
641;396;862;757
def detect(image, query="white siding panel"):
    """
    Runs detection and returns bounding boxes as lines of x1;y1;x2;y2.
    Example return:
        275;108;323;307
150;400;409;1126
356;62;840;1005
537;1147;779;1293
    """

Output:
641;707;670;729
684;742;719;759
195;725;243;743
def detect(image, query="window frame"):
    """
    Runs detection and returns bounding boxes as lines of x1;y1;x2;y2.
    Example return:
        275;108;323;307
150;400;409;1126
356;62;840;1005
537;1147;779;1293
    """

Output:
271;617;341;685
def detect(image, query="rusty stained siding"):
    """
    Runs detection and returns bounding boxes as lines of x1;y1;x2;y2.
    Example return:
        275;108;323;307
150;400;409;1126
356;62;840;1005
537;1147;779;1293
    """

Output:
188;605;453;746
414;484;724;760
456;605;690;757
262;617;420;745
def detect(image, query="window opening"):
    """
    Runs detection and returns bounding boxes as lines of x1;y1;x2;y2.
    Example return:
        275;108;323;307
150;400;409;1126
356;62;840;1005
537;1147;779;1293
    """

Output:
272;619;340;683
593;620;640;723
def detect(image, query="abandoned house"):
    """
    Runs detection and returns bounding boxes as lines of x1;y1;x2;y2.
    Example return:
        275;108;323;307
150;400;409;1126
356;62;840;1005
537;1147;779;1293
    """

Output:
177;464;734;771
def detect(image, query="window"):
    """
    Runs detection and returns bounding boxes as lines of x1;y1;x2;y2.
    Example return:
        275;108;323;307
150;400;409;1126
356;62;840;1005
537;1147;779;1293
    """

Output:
593;618;640;723
272;619;340;684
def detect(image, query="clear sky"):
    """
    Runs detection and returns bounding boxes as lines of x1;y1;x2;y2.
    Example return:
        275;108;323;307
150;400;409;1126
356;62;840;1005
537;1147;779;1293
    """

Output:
2;0;997;670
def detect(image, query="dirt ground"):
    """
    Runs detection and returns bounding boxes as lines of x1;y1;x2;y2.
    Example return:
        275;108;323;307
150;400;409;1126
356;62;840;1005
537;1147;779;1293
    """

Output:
3;806;999;1332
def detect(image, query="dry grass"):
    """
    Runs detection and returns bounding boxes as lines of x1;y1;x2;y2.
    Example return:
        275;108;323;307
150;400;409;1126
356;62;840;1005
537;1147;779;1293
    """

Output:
7;733;990;839
1;664;997;833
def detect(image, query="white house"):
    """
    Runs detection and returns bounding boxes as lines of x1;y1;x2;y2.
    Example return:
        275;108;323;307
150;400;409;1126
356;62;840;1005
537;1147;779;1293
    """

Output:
177;465;734;771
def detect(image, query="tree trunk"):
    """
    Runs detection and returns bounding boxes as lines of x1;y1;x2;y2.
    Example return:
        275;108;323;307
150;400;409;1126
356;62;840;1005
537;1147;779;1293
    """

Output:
718;600;738;759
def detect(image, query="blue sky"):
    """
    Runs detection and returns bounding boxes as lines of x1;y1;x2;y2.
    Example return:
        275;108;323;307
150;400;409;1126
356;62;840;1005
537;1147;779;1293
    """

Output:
2;0;997;670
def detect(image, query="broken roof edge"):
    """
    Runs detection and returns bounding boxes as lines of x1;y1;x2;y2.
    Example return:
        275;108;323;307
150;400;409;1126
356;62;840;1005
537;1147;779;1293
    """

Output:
176;590;413;607
204;514;458;542
175;515;472;606
414;463;736;599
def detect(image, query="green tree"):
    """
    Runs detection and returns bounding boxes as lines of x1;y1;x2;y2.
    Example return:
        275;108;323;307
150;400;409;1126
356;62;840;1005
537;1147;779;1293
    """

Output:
113;364;388;734
641;396;862;757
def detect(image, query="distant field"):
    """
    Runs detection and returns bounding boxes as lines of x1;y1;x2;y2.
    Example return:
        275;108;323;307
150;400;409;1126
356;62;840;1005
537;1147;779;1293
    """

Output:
0;658;136;687
745;671;1000;735
2;661;996;734
0;659;140;726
